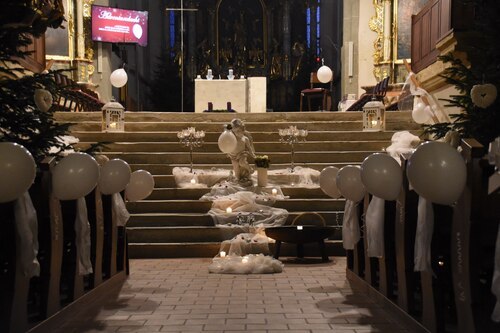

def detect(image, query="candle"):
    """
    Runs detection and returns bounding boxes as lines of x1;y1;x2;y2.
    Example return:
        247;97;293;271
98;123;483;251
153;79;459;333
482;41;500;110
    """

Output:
371;120;378;127
190;178;196;184
297;225;303;230
242;256;249;264
109;122;117;129
271;188;278;196
220;251;226;258
226;207;232;214
229;69;233;75
208;69;212;75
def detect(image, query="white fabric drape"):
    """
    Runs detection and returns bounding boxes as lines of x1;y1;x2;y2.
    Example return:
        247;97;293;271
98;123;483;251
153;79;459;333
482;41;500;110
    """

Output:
365;196;385;258
75;197;92;275
342;199;360;250
414;196;434;272
14;191;40;278
112;193;130;227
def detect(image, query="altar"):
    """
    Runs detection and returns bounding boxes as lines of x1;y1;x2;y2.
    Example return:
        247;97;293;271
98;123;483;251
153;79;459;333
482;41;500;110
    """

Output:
194;77;266;113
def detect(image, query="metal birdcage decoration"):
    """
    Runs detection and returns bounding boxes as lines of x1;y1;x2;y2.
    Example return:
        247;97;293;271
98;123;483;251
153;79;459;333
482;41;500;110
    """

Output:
362;99;385;131
102;99;125;132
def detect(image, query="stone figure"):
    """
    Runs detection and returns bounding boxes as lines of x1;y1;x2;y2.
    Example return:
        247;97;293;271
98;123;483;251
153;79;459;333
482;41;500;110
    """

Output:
228;118;255;186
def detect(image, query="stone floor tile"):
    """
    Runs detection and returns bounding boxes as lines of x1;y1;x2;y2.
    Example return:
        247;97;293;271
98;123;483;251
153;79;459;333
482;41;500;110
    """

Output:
47;258;414;333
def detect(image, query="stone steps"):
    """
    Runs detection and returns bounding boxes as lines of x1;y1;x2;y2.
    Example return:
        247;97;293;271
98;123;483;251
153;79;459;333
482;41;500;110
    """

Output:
77;140;390;152
72;130;401;142
148;187;331;200
99;151;375;164
126;199;345;214
128;241;344;258
57;111;416;259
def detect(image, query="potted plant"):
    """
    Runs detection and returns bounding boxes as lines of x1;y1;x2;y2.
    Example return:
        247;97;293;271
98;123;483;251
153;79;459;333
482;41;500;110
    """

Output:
254;155;270;187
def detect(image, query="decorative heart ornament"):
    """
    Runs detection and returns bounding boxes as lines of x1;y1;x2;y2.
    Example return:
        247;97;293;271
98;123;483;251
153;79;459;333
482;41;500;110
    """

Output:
470;83;497;108
34;89;53;112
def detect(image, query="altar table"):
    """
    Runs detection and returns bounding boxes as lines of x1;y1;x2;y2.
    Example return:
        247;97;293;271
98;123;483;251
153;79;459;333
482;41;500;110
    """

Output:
194;77;266;113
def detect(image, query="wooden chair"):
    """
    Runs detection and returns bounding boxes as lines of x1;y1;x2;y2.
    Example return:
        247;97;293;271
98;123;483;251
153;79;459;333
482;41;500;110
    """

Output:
346;76;390;111
300;72;332;111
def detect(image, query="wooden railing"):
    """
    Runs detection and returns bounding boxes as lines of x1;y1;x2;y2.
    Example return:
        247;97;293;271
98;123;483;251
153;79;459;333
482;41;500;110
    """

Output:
0;158;128;333
347;139;500;332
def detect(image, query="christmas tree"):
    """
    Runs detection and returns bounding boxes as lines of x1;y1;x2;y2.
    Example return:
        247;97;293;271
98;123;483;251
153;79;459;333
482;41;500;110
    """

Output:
424;0;500;146
0;1;74;162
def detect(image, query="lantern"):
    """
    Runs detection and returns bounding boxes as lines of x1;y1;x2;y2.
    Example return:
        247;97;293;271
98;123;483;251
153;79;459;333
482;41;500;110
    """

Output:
102;99;125;132
362;99;385;131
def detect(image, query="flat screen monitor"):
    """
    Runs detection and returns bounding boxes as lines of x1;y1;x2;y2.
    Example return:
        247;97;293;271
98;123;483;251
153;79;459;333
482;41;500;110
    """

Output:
91;5;148;46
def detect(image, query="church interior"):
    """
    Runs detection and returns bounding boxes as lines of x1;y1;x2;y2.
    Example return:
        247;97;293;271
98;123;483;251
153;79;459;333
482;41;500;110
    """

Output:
1;0;500;332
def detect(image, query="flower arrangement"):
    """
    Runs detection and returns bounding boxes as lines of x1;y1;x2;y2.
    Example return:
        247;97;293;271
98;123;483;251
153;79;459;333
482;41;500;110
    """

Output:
255;155;270;168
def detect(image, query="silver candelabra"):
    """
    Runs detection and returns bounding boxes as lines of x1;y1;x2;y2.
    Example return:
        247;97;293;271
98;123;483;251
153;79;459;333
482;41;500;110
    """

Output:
279;125;308;173
178;127;205;173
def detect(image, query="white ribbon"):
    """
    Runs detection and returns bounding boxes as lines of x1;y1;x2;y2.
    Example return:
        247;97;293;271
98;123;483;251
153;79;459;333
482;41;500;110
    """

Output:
492;224;500;322
414;196;434;272
342;200;361;250
14;191;40;278
365;196;385;258
112;193;130;227
406;72;451;122
75;197;93;275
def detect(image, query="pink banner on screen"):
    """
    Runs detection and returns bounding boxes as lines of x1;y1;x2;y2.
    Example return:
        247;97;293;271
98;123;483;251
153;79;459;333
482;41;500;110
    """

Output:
92;6;148;46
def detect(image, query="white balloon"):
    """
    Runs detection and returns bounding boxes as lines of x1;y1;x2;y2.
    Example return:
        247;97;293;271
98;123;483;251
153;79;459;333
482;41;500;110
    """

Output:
412;102;432;124
218;129;237;153
99;159;131;195
52;153;100;200
317;65;333;83
407;141;466;205
110;68;128;88
132;24;143;39
336;165;366;202
319;166;341;199
0;142;36;203
361;153;402;201
126;170;155;202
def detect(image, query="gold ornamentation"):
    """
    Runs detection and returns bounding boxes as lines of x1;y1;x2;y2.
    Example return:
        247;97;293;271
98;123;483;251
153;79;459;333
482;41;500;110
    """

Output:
369;0;384;65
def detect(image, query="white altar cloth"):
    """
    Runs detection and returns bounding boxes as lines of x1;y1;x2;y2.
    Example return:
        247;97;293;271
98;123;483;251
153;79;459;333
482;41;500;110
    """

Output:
195;79;247;113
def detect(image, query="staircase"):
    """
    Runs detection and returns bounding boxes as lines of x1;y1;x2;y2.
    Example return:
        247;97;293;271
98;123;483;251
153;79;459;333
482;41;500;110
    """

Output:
57;111;418;258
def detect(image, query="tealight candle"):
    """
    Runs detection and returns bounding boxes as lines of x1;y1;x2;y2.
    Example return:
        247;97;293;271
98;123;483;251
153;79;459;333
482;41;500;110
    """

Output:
371;120;378;127
271;188;278;196
226;207;232;214
220;251;226;258
190;178;196;184
242;256;249;264
297;225;303;230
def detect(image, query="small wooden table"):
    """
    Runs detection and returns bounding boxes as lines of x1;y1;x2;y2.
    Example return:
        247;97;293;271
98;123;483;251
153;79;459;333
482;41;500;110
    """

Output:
264;225;335;262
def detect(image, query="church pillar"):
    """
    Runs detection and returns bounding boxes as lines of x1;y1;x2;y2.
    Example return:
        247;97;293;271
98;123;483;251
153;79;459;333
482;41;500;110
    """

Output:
383;0;392;62
283;0;291;80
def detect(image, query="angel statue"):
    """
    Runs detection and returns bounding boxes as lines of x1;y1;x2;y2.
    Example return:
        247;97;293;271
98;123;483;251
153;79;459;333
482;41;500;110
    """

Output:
228;118;255;186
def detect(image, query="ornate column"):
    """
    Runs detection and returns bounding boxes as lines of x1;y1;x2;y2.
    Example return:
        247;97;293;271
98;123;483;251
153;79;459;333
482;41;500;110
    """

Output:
383;0;392;62
282;0;291;80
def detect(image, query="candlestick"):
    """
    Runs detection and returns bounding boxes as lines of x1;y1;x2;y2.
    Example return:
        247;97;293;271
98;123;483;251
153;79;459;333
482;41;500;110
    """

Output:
279;125;308;173
178;126;204;173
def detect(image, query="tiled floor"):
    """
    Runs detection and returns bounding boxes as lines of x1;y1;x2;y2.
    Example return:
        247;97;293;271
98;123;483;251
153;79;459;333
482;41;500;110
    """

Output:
54;257;412;333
